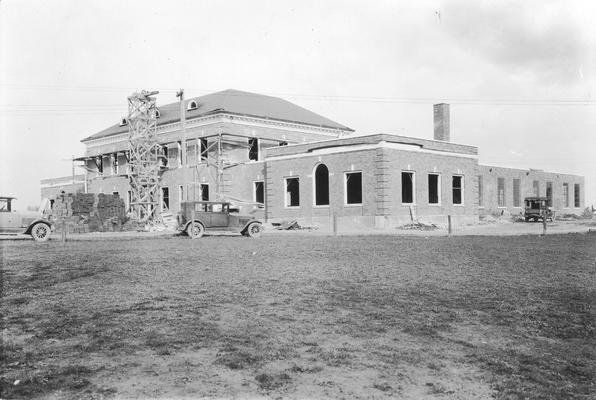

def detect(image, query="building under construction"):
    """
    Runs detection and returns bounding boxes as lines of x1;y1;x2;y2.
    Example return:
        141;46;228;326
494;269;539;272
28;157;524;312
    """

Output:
48;88;585;229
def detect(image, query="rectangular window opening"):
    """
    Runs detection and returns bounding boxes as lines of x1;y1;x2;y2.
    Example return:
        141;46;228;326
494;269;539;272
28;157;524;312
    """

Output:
563;183;569;208
254;181;265;204
546;182;553;207
285;177;300;207
200;138;208;161
574;184;580;208
112;153;118;175
167;143;178;168
96;157;103;174
248;138;259;161
161;187;169;211
199;184;209;201
186;139;197;165
513;179;521;207
401;172;414;204
428;174;439;204
478;175;484;207
533;180;540;196
345;172;362;205
498;177;505;207
452;175;463;205
160;146;168;168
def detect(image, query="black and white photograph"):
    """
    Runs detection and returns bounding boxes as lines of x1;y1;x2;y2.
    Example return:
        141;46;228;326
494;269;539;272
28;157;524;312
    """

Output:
1;0;595;399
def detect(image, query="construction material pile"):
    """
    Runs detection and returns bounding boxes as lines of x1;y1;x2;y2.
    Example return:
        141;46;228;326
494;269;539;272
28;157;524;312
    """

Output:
272;220;318;230
397;221;439;231
52;193;137;233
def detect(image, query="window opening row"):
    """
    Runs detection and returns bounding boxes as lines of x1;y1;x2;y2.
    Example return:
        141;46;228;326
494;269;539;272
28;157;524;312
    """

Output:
402;172;463;205
285;171;363;208
493;178;580;208
284;169;463;208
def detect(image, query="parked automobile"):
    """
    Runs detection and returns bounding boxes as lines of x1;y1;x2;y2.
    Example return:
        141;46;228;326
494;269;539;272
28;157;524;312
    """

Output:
524;196;555;222
0;196;54;241
177;200;263;238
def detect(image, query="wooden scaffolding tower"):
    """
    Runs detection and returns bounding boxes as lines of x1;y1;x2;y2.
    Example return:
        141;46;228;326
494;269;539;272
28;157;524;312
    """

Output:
127;90;160;223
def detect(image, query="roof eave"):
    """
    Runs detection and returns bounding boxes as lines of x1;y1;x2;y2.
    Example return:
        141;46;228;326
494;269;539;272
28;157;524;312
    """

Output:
81;111;353;143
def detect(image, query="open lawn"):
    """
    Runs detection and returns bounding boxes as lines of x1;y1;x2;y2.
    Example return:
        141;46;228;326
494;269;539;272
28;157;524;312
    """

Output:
1;233;595;399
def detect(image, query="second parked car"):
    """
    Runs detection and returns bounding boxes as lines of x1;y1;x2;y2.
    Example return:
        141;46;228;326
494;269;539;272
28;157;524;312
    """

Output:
177;201;263;238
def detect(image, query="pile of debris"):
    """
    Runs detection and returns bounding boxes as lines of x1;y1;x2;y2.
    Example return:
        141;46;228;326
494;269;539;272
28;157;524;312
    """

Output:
397;221;439;231
272;220;318;231
52;193;133;233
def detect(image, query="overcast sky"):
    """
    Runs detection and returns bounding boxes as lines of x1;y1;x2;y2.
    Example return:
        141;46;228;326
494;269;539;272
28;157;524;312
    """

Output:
1;0;595;208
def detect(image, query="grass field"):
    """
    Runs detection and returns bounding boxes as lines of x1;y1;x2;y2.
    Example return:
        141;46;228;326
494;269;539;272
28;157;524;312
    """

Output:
1;233;595;399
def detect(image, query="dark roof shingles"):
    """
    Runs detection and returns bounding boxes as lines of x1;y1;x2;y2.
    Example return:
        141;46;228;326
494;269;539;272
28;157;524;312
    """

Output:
82;89;352;142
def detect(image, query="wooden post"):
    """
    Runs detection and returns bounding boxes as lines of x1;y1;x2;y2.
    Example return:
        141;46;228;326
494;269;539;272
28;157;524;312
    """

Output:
333;212;338;236
190;209;195;237
61;220;66;243
542;215;547;236
448;215;452;236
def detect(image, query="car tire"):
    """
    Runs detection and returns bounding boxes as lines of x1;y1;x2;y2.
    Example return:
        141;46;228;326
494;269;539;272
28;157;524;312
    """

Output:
246;222;262;238
186;222;204;239
31;223;51;242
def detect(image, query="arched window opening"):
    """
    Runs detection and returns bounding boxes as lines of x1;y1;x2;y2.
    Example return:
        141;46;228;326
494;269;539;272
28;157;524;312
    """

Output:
314;164;329;206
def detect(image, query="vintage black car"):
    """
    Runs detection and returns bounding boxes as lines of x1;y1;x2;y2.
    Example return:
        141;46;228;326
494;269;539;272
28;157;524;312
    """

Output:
177;201;263;238
524;196;555;222
0;196;54;241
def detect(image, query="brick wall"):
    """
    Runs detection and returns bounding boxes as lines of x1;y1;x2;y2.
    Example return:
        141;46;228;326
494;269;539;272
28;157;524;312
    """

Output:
478;165;585;215
265;143;479;228
265;148;379;224
381;148;478;226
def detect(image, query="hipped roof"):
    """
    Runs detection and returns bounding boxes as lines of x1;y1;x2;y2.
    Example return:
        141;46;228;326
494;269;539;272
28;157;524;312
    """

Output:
82;89;353;142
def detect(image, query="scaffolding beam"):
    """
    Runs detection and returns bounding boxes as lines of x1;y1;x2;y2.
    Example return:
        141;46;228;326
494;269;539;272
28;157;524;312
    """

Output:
127;90;160;223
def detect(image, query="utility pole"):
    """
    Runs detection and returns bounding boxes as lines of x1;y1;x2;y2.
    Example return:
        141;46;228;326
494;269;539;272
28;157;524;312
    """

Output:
176;89;187;201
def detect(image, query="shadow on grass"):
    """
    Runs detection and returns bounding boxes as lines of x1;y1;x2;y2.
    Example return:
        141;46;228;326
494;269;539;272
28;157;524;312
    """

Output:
255;372;292;391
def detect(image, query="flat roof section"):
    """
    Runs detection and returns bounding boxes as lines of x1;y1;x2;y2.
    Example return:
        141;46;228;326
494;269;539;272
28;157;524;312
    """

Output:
265;133;478;159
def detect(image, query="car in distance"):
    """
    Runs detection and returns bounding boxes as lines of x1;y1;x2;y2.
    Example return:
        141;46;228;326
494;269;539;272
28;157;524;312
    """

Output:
177;200;263;238
524;196;555;222
0;196;54;241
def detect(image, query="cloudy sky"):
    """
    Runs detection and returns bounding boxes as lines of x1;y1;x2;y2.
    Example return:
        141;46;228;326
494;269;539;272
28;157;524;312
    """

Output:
1;0;595;208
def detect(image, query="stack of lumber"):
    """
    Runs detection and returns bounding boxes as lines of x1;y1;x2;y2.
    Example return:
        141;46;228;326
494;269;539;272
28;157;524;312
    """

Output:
52;193;130;233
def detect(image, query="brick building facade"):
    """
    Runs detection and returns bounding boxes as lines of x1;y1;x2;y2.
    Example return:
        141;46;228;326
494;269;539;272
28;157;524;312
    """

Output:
46;90;585;228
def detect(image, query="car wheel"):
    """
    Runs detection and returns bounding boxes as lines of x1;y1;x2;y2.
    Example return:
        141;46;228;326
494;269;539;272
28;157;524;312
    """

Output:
31;223;51;242
186;222;204;239
246;222;262;238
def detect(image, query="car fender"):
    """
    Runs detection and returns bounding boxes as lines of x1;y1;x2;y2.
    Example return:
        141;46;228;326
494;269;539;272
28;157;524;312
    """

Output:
241;220;262;232
184;219;206;231
24;219;54;234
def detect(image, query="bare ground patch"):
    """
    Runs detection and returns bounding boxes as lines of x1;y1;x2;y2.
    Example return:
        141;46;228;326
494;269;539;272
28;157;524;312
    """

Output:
1;234;595;399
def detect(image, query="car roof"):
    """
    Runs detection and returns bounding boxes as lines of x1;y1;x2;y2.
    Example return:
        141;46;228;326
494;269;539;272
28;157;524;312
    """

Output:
524;196;548;200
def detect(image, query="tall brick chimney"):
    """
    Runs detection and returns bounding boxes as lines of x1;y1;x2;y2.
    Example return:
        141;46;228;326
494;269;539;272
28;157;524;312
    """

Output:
433;103;450;142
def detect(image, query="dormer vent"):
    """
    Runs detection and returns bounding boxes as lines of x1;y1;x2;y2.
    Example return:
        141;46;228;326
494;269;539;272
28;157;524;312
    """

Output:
187;100;198;111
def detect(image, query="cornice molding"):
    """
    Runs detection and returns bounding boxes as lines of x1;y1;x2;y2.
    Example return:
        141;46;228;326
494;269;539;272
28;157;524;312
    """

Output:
83;113;348;150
